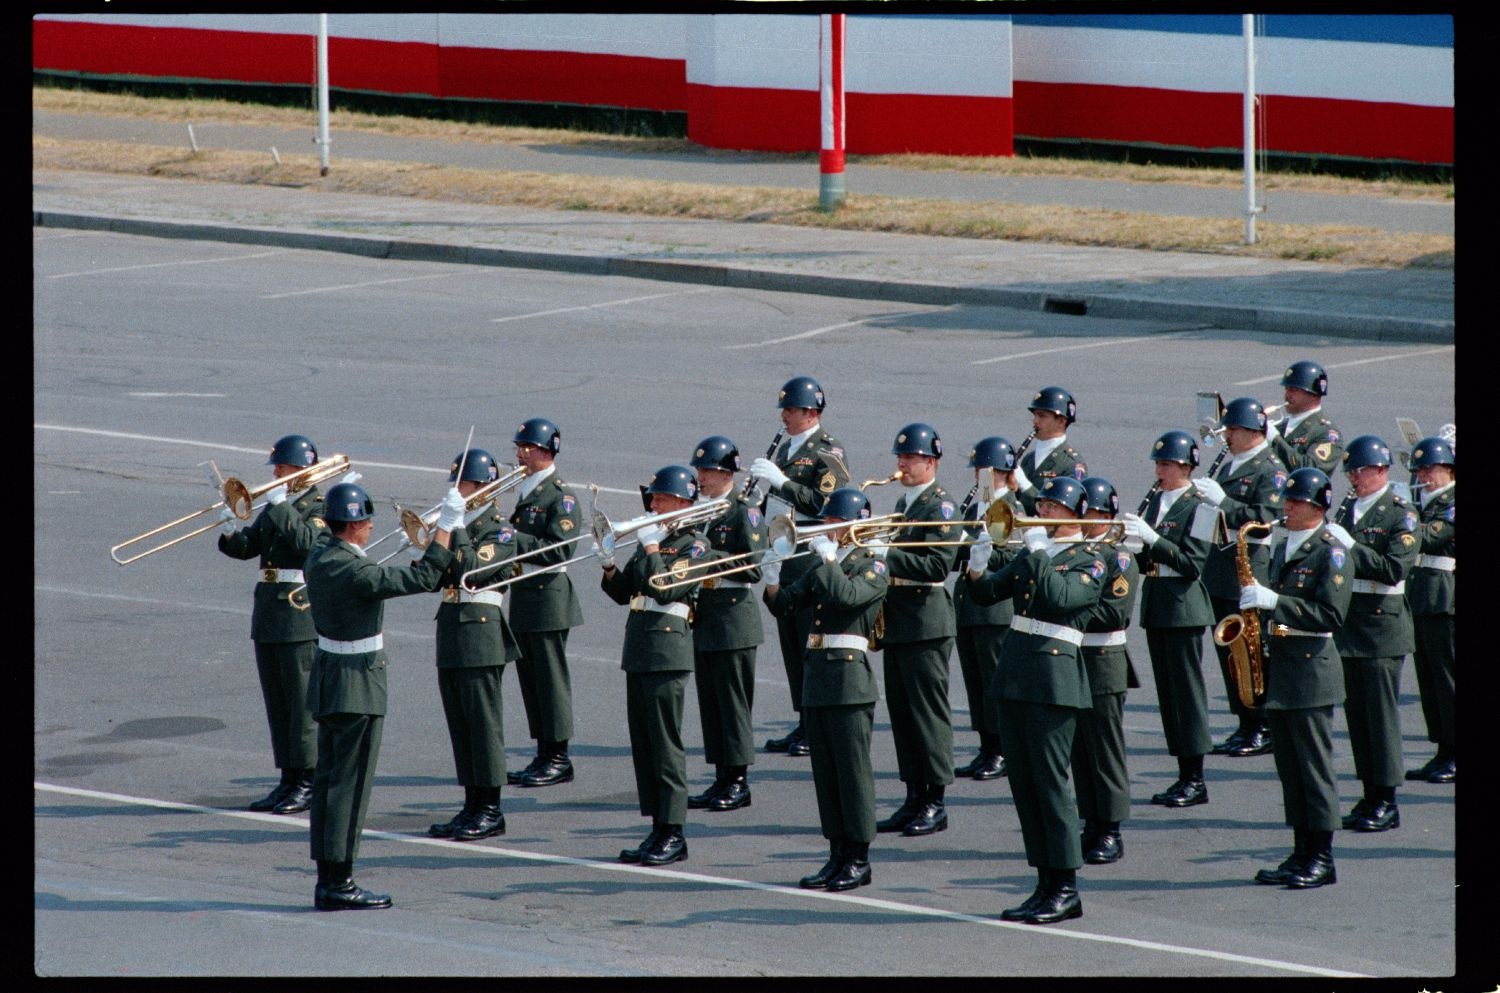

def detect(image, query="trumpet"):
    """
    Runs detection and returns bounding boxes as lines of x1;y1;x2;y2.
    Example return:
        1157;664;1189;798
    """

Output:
460;492;730;594
649;511;902;591
110;454;352;565
1198;402;1286;448
847;500;1124;548
367;464;528;564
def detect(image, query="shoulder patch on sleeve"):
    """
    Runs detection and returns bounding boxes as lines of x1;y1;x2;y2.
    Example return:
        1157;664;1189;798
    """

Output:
871;559;886;575
1088;559;1105;580
939;500;954;520
690;538;708;558
560;494;576;513
1271;469;1288;489
1313;442;1333;463
747;507;762;527
1329;547;1346;570
1116;550;1132;572
313;518;327;529
497;525;515;543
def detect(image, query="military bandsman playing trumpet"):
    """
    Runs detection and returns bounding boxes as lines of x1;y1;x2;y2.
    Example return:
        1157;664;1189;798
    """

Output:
217;434;353;815
300;481;458;911
426;448;523;842
963;476;1104;925
1269;360;1345;476
1404;435;1456;784
684;437;768;812
763;486;888;891
747;375;851;758
597;466;714;867
1239;467;1353;890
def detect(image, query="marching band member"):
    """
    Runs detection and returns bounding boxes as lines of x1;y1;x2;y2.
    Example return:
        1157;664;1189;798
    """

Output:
1404;435;1456;784
1270;360;1345;475
1011;386;1087;515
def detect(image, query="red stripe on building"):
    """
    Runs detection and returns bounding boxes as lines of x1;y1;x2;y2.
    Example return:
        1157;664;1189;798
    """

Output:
437;47;685;111
33;20;317;86
848;93;1013;156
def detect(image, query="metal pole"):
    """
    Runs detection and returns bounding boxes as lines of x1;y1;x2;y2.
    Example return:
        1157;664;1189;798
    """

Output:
1242;14;1261;244
818;13;846;212
317;14;331;176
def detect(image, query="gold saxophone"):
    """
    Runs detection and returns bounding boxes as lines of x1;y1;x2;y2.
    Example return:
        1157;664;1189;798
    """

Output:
1212;521;1274;709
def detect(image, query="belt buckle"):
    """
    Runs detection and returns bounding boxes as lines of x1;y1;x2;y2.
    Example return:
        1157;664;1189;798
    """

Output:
261;568;278;583
702;578;719;590
442;588;461;604
1270;623;1289;637
807;634;824;649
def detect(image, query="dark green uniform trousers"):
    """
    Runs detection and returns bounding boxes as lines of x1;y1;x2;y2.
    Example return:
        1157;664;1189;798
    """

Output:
806;703;876;844
999;699;1082;870
626;670;690;826
774;608;812;714
437;666;506;787
1411;615;1455;750
1145;627;1212;758
1072;691;1131;824
309;712;383;864
955;625;1006;744
694;647;757;768
254;640;318;772
1341;656;1405;788
1266;706;1339;832
883;637;956;787
515;630;574;742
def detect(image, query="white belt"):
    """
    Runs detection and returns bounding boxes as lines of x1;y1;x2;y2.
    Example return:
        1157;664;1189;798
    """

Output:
890;577;945;587
259;568;304;584
1268;625;1332;639
1009;615;1085;646
1415;555;1455;572
442;587;504;607
807;633;869;651
700;577;752;590
1351;579;1405;595
520;562;563;576
628;596;691;620
1081;630;1128;648
318;634;384;654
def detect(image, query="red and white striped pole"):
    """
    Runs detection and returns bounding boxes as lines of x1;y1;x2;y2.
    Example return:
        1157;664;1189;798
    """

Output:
818;13;846;211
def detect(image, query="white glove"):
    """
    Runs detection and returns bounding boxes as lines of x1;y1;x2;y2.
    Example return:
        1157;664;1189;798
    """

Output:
966;533;993;574
265;483;289;506
1239;581;1279;611
1022;526;1049;553
864;539;889;560
340;470;363;486
637;523;668;548
1193;477;1226;506
761;558;782;586
436;487;465;532
1263;418;1280;443
749;457;789;490
1325;522;1355;548
218;507;239;535
1011;463;1031;493
808;534;838;563
1122;512;1160;546
591;537;616;569
407;541;424;562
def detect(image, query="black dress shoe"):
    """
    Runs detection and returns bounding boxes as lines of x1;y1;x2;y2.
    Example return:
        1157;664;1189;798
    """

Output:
507;754;543;786
1210;729;1248;755
1341;799;1374;830
620;827;661;863
765;723;802;753
1227;726;1272;757
785;728;811;757
876;790;923;833
1024;883;1082;925
1352;800;1399;832
452;805;506;840
315;864;392;911
1001;871;1049;921
902;801;948;837
1152;779;1208;808
799;857;844;889
520;754;574;787
824;859;872;891
687;780;725;810
972;754;1007;781
1254;856;1304;886
639;828;688;867
954;752;985;777
707;779;752;812
1427;758;1456;784
1283;851;1336;889
249;780;291;812
1404;757;1440;781
429;808;475;838
1084;831;1123;865
272;775;313;815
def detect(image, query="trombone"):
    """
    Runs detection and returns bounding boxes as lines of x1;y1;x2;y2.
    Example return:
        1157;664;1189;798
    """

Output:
846;500;1124;548
110;454;352;566
459;491;730;594
646;511;902;590
366;464;528;564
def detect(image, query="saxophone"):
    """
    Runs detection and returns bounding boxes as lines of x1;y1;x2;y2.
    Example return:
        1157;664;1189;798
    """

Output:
1212;521;1274;709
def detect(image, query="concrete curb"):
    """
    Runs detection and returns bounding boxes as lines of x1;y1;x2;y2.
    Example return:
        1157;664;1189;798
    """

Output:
34;210;1455;345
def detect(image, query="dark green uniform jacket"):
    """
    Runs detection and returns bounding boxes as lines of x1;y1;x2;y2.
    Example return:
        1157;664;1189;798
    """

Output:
1018;442;1087;515
600;530;709;673
434;506;522;668
1080;542;1141;695
1407;484;1455;616
1135;487;1216;629
1261;527;1353;710
1203;446;1287;598
507;471;585;633
219;487;326;643
882;483;958;643
1333;487;1419;658
766;548;888;707
764;428;851;588
692;493;767;652
1272;411;1344;475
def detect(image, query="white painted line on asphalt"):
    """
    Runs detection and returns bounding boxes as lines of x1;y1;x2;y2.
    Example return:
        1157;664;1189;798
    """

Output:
726;307;951;350
1234;346;1455;386
971;329;1199;365
490;287;717;324
128;392;228;398
48;249;286;279
34;781;1370;979
262;272;462;300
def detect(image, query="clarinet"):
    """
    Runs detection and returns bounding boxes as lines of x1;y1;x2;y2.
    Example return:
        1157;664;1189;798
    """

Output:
740;427;785;501
1334;487;1359;526
1012;429;1037;471
1135;481;1162;516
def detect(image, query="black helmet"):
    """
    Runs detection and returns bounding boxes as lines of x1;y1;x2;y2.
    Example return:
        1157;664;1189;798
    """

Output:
1342;435;1392;471
1151;430;1201;467
777;376;826;411
967;436;1017;471
1080;476;1119;517
1410;436;1455;469
1220;397;1268;433
1029;386;1077;425
449;448;500;484
819;486;872;521
690;435;741;473
1037;476;1088;516
324;482;375;523
1281;360;1329;397
641;465;698;509
513;417;561;455
891;422;942;458
267;434;318;468
1284;467;1333;510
